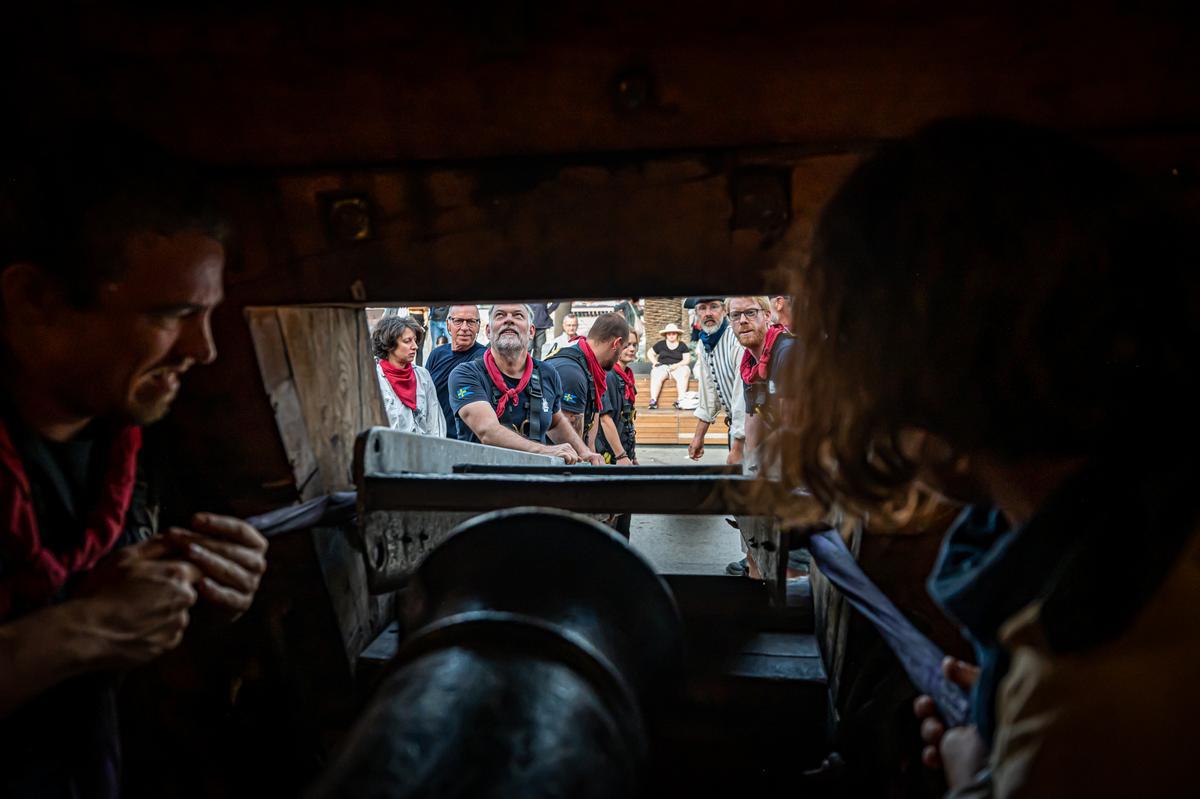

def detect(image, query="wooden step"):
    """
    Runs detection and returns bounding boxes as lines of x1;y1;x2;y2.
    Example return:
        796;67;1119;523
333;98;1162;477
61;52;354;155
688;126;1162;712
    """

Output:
634;406;727;446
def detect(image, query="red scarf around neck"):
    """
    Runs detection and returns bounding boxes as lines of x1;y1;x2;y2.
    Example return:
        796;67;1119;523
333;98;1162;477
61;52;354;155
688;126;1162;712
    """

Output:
613;363;637;403
576;339;610;412
483;349;533;418
379;358;418;410
740;323;787;385
0;419;142;619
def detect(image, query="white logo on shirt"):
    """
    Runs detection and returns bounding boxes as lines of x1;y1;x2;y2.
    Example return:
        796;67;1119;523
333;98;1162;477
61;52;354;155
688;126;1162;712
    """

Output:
542;398;550;413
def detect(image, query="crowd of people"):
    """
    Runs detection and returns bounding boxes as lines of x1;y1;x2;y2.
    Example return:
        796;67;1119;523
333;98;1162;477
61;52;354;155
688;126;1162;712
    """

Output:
370;296;796;476
3;118;1197;798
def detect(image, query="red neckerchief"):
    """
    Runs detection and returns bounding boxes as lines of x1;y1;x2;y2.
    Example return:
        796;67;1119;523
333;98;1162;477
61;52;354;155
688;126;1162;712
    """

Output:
576;339;610;412
0;418;142;619
740;324;787;385
483;349;533;418
613;363;637;403
568;335;583;343
378;358;418;410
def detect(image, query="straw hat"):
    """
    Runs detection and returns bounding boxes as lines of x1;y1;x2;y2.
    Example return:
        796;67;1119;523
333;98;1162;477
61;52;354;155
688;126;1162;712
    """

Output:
659;322;685;335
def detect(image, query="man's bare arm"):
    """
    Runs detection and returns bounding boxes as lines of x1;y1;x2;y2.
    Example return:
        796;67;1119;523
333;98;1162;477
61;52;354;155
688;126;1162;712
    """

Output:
744;413;763;457
597;413;629;462
562;410;585;439
688;419;710;460
458;402;572;460
548;412;603;465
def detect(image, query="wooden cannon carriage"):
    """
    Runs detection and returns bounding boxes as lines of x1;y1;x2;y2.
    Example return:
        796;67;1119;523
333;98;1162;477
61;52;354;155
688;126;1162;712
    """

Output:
7;2;1200;796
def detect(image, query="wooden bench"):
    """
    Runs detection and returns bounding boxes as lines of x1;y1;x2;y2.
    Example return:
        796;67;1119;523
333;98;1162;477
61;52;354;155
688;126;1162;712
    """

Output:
632;373;728;446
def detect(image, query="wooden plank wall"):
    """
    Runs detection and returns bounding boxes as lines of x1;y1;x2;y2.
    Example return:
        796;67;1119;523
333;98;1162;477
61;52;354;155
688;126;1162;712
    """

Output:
246;306;386;497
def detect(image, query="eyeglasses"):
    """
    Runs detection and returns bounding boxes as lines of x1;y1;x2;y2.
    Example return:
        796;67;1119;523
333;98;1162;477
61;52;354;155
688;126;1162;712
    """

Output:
448;317;481;328
728;308;762;322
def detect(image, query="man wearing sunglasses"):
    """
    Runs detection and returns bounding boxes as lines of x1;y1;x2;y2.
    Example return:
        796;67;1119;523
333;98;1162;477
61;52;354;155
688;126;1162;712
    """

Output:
425;304;486;436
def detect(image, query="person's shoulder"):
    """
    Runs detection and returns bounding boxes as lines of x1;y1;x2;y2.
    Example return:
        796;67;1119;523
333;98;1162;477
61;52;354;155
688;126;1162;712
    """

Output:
534;358;562;381
448;357;484;382
427;343;452;363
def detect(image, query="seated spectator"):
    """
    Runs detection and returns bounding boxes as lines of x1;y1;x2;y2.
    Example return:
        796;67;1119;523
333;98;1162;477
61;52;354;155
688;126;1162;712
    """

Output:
784;117;1200;797
373;316;444;437
448;303;602;464
425;304;486;435
541;312;580;358
647;323;691;410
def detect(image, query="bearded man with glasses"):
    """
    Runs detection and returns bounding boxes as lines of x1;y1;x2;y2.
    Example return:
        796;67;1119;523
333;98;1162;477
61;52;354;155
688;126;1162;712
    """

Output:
729;295;796;460
424;304;486;436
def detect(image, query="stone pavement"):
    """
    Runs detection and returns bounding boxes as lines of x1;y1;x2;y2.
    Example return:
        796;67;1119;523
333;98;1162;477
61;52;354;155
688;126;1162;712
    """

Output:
627;445;744;575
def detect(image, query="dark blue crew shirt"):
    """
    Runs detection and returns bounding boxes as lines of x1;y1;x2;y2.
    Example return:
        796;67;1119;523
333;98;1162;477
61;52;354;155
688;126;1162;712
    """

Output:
447;358;563;444
548;347;592;416
425;341;486;436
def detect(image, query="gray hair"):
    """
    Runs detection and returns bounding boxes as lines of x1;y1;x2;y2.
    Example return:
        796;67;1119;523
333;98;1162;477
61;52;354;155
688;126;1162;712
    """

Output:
489;303;535;322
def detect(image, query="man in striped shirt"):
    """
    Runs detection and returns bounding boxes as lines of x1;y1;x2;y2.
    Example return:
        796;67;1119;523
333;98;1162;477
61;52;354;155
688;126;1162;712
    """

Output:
687;297;747;465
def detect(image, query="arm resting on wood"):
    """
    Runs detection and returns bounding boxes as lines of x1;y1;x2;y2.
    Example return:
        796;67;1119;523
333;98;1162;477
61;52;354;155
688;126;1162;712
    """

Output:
458;402;561;456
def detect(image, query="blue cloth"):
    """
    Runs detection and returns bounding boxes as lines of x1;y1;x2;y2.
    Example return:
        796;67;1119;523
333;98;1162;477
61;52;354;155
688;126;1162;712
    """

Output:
447;358;563;444
926;506;1016;743
531;302;558;330
699;318;729;353
809;529;970;727
927;464;1198;744
426;342;485;435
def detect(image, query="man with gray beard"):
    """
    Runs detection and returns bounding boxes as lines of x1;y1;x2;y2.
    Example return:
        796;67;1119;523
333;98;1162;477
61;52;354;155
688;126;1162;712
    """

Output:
448;303;602;464
687;297;746;465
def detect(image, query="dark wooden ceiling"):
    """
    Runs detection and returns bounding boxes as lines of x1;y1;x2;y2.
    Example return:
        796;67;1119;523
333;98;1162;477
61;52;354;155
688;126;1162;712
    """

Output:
11;2;1199;168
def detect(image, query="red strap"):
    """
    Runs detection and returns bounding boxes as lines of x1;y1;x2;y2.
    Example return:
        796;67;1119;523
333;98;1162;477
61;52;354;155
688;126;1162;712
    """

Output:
577;339;610;412
0;419;142;619
483;350;533;418
740;324;786;385
378;358;418;410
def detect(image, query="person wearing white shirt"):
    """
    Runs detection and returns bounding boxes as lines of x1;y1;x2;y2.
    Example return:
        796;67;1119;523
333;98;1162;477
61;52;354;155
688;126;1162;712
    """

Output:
688;298;746;464
373;316;445;437
540;312;580;358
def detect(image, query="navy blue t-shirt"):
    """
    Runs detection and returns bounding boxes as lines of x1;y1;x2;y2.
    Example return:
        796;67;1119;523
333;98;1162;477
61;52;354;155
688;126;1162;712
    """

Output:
426;341;486;435
743;333;796;416
596;368;635;460
546;346;595;419
448;358;563;444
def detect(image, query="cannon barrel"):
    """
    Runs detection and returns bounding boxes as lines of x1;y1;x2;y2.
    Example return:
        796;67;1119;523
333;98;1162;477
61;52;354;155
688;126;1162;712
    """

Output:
310;507;684;798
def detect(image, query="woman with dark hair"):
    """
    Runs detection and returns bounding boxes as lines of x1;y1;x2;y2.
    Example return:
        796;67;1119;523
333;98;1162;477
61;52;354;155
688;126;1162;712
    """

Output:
373;316;444;437
783;118;1200;797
